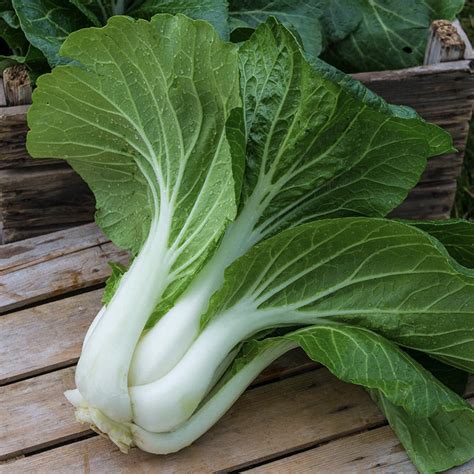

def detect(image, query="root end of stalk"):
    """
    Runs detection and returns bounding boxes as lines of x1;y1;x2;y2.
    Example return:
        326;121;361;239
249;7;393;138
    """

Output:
65;390;134;453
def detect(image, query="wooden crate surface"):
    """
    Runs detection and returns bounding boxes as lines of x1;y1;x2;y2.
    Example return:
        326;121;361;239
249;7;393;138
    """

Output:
0;225;473;473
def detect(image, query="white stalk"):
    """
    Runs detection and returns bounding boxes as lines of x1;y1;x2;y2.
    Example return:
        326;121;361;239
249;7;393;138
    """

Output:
75;208;173;423
131;339;297;454
129;306;317;432
129;187;267;386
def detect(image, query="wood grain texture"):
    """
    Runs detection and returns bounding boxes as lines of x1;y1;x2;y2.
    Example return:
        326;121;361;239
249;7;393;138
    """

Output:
424;20;466;65
0;166;95;243
0;78;6;107
247;421;474;474
0;241;128;313
0;368;384;469
2;66;32;107
0;289;102;385
250;378;474;473
0;223;107;274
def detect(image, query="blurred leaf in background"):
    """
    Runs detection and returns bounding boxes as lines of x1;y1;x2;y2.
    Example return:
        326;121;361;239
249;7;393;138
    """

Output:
454;0;474;220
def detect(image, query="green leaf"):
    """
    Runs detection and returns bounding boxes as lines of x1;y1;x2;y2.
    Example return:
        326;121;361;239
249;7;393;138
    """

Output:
409;220;474;269
102;262;128;305
373;391;474;474
238;19;452;241
320;0;361;44
202;218;474;372
0;1;29;57
225;323;474;473
407;350;469;395
27;14;243;303
229;0;327;59
68;0;103;26
321;0;465;72
129;0;230;39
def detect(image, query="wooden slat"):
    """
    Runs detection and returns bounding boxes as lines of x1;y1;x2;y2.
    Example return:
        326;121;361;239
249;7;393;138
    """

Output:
0;368;384;470
248;421;474;474
2;65;32;107
0;223;107;274
0;166;95;243
0;290;101;385
0;78;6;107
250;379;474;473
0;241;128;314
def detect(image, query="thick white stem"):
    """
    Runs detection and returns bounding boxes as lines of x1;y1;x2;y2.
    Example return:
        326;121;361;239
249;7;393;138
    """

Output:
129;307;313;432
129;190;265;386
75;214;172;423
131;339;297;454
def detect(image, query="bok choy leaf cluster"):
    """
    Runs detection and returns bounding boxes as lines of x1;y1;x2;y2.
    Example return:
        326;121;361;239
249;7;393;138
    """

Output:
26;14;474;473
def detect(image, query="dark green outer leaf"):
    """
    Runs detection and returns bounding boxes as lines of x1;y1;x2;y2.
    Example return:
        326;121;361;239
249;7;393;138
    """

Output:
12;0;92;66
238;20;453;240
321;0;465;73
129;0;230;39
229;0;327;59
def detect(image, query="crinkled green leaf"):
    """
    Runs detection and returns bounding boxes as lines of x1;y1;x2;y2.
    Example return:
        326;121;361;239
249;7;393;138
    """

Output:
320;0;361;44
202;218;474;372
11;0;93;66
229;0;326;59
238;20;452;241
321;0;465;72
129;0;230;39
11;0;230;69
27;14;243;306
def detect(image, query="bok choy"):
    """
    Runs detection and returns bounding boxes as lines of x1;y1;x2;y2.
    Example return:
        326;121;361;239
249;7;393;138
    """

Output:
27;14;474;473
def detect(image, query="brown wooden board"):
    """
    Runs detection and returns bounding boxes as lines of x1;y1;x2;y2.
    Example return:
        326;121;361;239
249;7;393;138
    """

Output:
247;423;474;473
0;224;128;314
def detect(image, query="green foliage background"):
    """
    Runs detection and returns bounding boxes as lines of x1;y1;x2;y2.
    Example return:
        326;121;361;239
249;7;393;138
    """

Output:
454;1;474;219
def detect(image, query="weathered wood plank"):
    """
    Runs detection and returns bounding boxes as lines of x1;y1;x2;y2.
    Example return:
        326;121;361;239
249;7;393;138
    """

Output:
0;367;89;461
248;421;474;474
2;65;32;107
0;290;101;385
0;166;95;243
0;78;6;107
250;378;474;473
424;20;466;65
0;368;383;469
0;241;128;314
0;223;106;274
